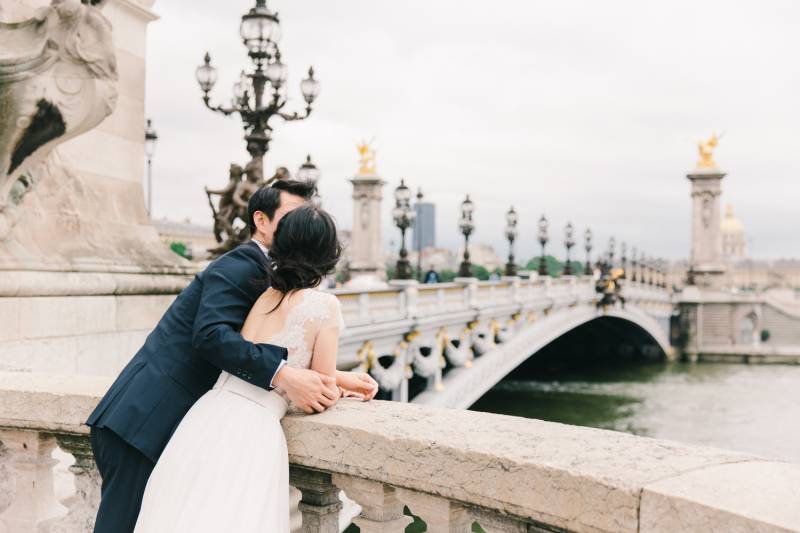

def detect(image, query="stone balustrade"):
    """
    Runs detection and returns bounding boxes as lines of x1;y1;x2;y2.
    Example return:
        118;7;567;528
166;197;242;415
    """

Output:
2;371;799;533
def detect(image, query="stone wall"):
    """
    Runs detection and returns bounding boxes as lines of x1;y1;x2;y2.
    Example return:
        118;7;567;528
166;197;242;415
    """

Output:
1;371;799;532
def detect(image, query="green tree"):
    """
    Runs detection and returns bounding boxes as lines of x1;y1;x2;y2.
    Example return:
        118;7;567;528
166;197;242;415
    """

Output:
169;241;191;260
439;268;457;282
524;255;583;277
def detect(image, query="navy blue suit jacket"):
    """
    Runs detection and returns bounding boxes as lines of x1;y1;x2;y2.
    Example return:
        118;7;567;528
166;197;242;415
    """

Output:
87;241;287;463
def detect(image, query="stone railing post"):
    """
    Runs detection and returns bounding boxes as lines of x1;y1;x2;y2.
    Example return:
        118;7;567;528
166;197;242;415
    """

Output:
389;279;419;318
0;429;66;533
395;487;471;532
332;475;411;532
358;292;371;322
455;277;479;309
45;434;101;533
290;467;342;533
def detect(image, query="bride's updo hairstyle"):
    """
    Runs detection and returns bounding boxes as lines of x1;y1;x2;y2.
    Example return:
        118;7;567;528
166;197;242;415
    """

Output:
266;204;342;295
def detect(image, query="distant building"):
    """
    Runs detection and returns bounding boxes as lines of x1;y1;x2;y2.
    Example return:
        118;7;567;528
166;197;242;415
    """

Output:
458;244;504;272
668;258;800;290
408;247;457;272
153;218;216;261
721;204;747;260
412;202;436;251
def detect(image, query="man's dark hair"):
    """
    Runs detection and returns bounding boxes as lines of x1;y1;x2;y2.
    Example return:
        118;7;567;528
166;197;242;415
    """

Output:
247;179;317;233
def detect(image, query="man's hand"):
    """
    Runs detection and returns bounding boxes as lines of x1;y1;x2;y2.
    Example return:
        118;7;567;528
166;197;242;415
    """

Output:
273;365;339;414
336;371;379;401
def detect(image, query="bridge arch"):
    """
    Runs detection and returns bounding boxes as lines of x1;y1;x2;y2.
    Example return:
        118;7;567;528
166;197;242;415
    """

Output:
413;306;672;409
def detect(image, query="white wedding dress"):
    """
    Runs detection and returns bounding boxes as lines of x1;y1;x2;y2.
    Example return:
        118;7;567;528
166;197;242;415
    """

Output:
133;288;344;533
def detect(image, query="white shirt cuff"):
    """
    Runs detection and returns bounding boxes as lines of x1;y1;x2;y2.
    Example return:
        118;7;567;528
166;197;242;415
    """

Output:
269;359;287;389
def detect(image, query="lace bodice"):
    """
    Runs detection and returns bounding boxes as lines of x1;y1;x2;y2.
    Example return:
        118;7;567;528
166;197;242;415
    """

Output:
241;288;344;400
269;289;344;369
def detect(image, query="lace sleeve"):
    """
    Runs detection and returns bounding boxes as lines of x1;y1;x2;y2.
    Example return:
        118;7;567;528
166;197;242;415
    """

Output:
321;294;345;332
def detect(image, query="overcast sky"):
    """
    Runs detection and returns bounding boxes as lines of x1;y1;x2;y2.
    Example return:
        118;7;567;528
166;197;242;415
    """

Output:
144;0;799;261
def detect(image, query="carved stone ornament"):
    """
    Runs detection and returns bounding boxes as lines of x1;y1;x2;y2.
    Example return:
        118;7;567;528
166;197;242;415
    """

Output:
0;0;118;239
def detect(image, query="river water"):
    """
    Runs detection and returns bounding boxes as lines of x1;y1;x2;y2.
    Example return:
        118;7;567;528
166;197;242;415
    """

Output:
470;362;800;463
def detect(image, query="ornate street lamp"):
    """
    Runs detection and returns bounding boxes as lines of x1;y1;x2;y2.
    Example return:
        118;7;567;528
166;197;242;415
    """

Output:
620;241;627;278
392;179;416;280
195;0;321;178
504;206;518;277
608;236;616;268
563;222;575;275
144;118;158;218
457;195;475;278
415;188;424;281
537;215;549;276
630;246;638;282
583;227;593;275
295;154;321;184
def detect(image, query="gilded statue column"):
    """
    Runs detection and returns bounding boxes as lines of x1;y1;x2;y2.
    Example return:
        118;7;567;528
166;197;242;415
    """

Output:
345;140;387;288
686;132;727;288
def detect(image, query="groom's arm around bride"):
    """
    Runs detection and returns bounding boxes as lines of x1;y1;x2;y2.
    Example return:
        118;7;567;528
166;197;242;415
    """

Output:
85;180;338;533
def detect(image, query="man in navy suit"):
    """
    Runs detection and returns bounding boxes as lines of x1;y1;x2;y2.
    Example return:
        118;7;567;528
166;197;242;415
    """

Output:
87;180;339;533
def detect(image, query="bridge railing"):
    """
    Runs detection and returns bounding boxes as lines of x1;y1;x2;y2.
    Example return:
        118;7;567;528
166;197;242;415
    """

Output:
329;276;674;400
1;372;798;533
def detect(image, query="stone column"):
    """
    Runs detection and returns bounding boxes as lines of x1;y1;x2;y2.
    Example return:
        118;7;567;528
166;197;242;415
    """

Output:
395;488;471;533
289;467;342;533
346;172;386;288
46;434;101;533
332;475;412;533
687;167;727;287
0;430;66;533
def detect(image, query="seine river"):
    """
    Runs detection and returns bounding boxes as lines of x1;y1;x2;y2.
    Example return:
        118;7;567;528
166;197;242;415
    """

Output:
471;362;800;463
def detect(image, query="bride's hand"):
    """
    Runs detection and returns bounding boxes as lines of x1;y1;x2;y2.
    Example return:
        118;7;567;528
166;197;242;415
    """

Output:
336;371;379;401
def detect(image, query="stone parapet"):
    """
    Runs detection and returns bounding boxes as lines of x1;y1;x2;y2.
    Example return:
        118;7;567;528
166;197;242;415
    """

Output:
1;372;799;532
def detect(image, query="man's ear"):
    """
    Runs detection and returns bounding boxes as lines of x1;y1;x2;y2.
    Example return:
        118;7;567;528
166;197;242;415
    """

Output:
253;210;269;229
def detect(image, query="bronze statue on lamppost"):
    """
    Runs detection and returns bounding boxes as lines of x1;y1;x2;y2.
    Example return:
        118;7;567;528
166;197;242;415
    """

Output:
197;0;321;255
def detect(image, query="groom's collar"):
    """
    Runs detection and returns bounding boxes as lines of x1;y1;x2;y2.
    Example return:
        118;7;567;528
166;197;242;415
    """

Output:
250;239;269;259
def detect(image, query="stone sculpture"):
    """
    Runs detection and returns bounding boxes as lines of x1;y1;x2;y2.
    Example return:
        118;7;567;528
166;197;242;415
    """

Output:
0;0;118;240
205;157;294;257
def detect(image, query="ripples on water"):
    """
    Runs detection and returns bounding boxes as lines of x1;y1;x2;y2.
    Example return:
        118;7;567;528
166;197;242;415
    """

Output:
470;362;800;463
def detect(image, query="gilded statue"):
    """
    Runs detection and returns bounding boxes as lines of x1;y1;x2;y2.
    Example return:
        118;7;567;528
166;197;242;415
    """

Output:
357;139;376;174
697;132;722;169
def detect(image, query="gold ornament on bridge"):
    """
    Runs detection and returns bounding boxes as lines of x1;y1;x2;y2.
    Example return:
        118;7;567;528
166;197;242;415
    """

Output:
696;132;722;169
356;139;376;174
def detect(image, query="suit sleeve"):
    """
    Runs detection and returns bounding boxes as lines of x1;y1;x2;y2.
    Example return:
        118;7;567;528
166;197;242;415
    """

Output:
191;255;287;390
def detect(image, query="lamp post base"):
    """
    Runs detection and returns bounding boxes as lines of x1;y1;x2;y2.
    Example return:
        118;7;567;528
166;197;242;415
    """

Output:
504;262;517;277
395;258;413;280
538;257;548;277
458;262;472;278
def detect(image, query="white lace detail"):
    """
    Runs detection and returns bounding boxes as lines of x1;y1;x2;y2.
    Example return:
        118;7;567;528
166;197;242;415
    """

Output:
264;289;342;400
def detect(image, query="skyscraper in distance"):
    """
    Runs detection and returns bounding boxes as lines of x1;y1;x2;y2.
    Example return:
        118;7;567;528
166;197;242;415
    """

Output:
413;202;436;251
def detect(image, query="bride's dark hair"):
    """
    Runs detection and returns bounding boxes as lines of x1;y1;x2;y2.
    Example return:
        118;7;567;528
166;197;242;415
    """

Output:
265;204;342;304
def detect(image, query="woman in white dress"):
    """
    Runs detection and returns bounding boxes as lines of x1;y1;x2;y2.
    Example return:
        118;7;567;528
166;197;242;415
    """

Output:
133;205;376;532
